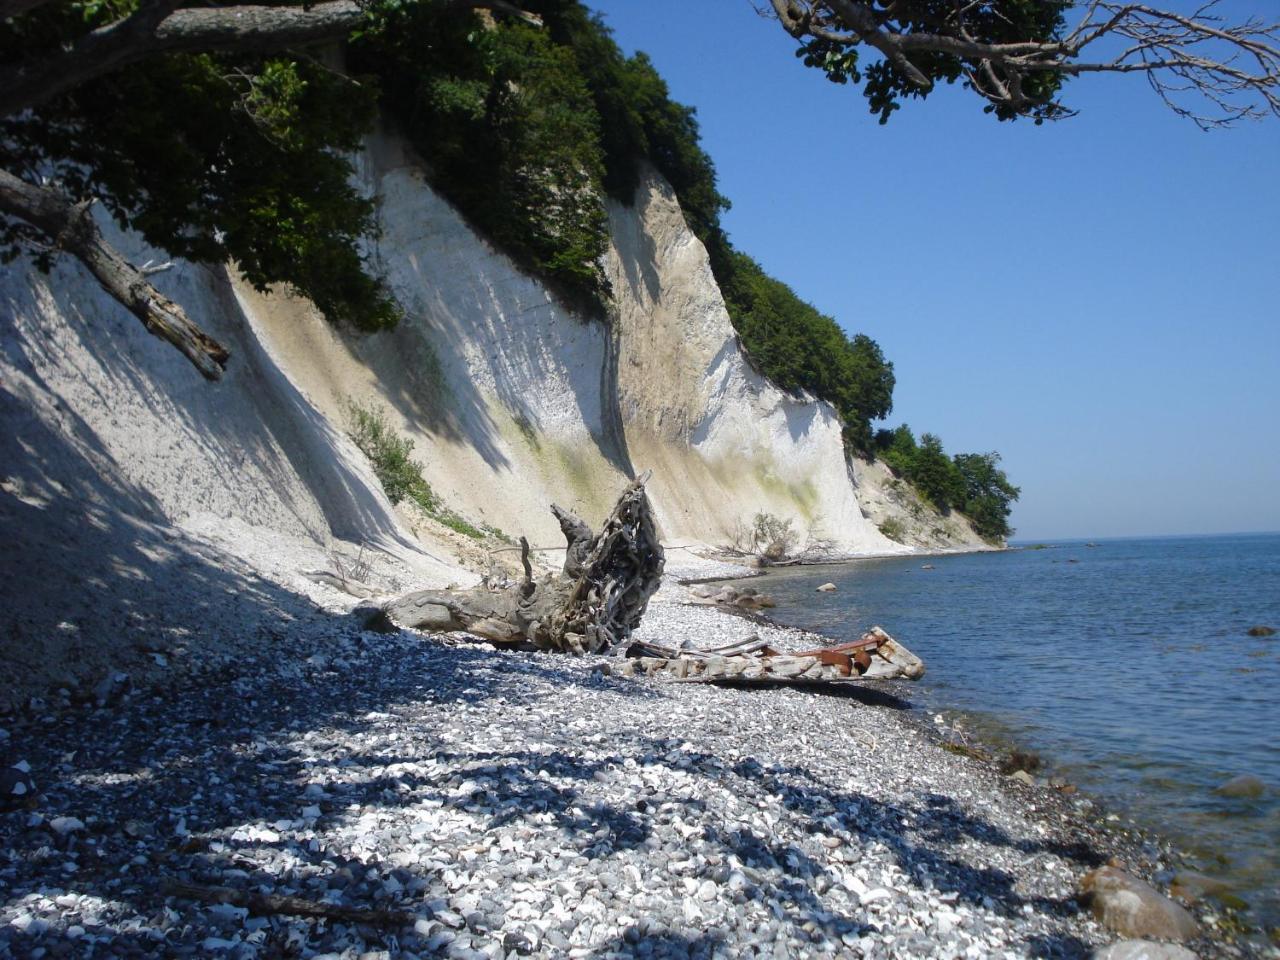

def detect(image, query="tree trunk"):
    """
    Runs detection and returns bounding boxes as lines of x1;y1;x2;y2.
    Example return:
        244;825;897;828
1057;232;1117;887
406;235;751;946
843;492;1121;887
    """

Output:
0;169;230;380
379;478;665;654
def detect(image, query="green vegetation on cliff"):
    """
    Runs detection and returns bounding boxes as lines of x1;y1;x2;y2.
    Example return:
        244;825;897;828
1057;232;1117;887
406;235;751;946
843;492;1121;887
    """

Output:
2;0;1014;535
1;5;397;332
876;425;1020;541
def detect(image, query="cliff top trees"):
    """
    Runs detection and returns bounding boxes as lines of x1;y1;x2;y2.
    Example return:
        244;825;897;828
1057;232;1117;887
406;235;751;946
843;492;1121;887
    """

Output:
1;0;1277;383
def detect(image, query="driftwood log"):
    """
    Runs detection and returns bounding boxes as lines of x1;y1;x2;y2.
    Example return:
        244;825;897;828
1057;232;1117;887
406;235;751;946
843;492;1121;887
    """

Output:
380;479;665;654
602;628;925;685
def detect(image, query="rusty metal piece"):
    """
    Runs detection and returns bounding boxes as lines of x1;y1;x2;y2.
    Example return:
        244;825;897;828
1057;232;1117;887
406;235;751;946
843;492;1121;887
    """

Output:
791;627;888;658
600;624;922;686
810;650;854;676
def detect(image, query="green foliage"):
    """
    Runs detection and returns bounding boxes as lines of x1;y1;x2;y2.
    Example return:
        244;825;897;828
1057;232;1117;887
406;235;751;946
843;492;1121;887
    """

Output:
345;400;438;512
793;1;1068;125
912;433;966;513
875;426;1019;541
345;398;503;541
878;517;907;543
877;424;920;477
953;451;1021;542
351;2;612;315
1;5;398;329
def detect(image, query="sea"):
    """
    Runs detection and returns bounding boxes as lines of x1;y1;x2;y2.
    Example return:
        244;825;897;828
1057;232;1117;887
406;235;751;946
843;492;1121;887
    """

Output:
737;532;1280;930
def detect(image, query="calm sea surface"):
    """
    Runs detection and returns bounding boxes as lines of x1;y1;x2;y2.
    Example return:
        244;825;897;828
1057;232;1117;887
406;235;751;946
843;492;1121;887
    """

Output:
739;533;1280;928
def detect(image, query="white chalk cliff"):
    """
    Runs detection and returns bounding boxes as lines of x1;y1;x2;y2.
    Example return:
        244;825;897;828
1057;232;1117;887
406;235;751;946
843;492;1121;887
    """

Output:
0;130;983;708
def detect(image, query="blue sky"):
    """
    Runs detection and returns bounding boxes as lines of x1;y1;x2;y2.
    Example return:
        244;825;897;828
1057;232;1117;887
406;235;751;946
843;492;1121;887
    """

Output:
586;1;1280;540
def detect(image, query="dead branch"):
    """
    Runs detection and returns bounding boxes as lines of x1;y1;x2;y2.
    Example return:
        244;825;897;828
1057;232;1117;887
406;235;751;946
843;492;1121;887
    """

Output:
768;0;1280;128
0;169;230;380
380;478;665;654
162;880;413;928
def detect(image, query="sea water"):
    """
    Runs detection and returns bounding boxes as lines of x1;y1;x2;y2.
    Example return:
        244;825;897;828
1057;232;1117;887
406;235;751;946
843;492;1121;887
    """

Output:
743;533;1280;928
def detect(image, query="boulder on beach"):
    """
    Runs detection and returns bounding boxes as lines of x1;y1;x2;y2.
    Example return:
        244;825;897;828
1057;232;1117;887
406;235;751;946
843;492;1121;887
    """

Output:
688;585;777;610
816;582;836;592
1078;866;1199;942
1169;870;1234;905
1211;773;1267;798
1092;941;1199;960
0;761;37;810
1245;625;1275;637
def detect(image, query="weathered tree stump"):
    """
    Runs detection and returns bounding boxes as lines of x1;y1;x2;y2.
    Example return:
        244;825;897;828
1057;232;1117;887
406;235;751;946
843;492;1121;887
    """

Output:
379;478;665;654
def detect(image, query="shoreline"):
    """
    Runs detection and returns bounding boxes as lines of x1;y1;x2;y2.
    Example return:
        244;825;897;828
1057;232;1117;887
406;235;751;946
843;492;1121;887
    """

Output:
672;558;1273;956
0;567;1265;958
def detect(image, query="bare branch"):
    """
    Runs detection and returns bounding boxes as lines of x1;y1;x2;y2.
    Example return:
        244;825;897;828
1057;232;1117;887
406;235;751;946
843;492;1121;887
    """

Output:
769;0;1280;126
0;0;542;119
0;169;230;380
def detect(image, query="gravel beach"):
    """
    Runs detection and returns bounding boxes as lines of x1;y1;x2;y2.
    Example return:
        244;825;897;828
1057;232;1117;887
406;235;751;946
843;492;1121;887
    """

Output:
0;571;1258;959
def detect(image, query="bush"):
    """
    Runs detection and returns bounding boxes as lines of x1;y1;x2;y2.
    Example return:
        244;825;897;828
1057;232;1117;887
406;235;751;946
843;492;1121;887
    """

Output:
878;517;907;543
345;400;436;511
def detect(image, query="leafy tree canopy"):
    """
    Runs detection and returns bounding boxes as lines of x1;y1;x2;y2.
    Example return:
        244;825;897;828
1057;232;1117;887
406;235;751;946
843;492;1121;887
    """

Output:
876;425;1020;541
1;1;398;334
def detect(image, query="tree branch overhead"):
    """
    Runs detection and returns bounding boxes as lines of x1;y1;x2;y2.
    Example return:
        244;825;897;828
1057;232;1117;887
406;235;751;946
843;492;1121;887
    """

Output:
768;0;1280;128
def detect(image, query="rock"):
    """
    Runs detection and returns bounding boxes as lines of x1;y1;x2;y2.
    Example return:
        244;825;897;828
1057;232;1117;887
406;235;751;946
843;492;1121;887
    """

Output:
999;750;1042;776
1008;770;1036;787
49;816;86;836
1212;774;1267;798
0;761;37;809
1245;625;1275;637
1168;871;1233;904
93;671;131;706
1091;941;1199;960
1078;867;1199;941
816;583;836;592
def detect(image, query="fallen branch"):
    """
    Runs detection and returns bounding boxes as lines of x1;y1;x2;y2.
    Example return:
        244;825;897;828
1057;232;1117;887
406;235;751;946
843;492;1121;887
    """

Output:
380;478;665;654
162;880;414;928
0;169;229;380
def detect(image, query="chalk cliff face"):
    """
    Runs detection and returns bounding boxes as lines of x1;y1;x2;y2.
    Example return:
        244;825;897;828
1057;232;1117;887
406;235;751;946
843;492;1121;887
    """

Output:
606;172;897;555
0;131;983;706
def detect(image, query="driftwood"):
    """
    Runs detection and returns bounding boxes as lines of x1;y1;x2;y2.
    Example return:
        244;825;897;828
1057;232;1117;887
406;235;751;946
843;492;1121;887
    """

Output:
380;478;665;654
162;880;414;927
600;627;925;685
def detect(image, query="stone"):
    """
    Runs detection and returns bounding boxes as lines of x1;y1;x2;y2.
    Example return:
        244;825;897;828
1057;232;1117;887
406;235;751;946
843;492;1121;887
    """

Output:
1078;867;1199;941
1212;774;1267;798
816;583;837;592
1091;940;1199;960
1168;871;1233;904
1008;770;1036;787
49;816;85;836
93;671;130;706
0;762;36;809
1244;625;1275;637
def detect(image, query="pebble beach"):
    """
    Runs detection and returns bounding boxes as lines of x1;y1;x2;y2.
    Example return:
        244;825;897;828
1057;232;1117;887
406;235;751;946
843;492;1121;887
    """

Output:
0;567;1259;959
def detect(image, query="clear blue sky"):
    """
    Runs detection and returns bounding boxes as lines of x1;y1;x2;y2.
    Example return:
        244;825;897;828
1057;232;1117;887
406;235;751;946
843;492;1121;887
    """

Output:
586;1;1280;541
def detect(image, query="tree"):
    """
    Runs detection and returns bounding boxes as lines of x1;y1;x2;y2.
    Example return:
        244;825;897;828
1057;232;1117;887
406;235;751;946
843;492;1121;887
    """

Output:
2;1;1277;383
953;451;1021;541
0;0;539;379
768;1;1280;128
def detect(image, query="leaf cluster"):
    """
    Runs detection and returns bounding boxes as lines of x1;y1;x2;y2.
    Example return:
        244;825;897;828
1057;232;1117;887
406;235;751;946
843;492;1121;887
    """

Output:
350;1;612;316
795;0;1068;124
876;425;1019;540
1;3;398;329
